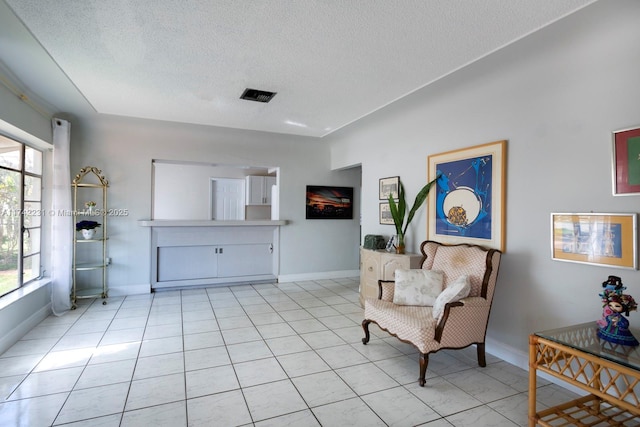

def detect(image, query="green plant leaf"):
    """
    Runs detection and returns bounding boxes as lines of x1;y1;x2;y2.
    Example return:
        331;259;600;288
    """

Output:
402;175;440;235
397;181;406;230
387;176;440;240
387;194;403;235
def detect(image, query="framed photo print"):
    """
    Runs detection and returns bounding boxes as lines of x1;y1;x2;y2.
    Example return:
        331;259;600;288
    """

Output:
612;126;640;196
551;213;637;269
379;176;399;200
427;140;507;251
379;202;394;225
306;185;353;219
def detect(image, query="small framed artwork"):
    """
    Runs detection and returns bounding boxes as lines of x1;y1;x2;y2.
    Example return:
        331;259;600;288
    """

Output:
379;176;399;200
427;140;507;251
612;126;640;196
379;202;394;225
551;213;637;269
306;185;353;219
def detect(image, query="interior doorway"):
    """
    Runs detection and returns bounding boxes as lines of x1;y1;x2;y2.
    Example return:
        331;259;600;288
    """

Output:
210;178;246;220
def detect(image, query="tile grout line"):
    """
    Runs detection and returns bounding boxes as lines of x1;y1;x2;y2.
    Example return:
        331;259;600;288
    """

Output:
0;278;549;426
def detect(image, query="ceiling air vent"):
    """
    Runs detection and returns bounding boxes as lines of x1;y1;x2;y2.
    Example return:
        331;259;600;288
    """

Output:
240;88;277;103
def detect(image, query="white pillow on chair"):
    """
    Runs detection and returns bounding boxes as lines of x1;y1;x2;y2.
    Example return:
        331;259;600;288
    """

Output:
432;275;471;319
393;269;444;306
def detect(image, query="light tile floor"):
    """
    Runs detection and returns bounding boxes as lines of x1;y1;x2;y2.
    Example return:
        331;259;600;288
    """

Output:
0;278;579;426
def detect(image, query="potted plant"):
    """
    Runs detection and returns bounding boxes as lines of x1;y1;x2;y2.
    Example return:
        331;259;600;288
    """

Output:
388;175;439;254
76;220;101;240
84;200;97;214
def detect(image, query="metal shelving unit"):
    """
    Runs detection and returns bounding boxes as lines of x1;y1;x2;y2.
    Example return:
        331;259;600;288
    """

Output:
71;166;108;309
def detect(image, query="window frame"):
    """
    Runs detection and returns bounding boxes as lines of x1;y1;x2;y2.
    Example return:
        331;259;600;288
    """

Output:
0;137;43;297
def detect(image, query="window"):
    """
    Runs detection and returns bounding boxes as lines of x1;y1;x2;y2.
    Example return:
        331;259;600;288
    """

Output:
0;134;43;296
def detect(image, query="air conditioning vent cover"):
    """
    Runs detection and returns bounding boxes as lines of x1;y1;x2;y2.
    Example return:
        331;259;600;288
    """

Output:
240;88;277;103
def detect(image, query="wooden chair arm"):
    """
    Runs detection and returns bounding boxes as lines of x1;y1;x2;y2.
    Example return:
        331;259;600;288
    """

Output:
435;297;489;341
456;296;489;307
377;280;395;301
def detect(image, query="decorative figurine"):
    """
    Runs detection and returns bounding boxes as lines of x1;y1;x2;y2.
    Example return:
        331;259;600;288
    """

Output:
597;276;638;346
600;275;626;297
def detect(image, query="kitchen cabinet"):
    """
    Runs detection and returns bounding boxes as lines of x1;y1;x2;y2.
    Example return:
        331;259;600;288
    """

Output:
246;176;276;205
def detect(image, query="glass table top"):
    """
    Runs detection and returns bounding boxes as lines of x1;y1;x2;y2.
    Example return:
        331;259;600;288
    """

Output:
534;321;640;371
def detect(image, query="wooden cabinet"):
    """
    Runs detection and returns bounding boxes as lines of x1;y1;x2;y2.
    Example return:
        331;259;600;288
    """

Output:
246;176;276;205
359;248;422;306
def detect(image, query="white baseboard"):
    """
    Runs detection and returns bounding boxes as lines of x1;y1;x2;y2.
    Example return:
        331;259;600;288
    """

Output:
0;302;51;354
486;336;529;370
278;270;360;283
109;272;361;294
109;273;361;295
109;283;151;296
486;336;586;395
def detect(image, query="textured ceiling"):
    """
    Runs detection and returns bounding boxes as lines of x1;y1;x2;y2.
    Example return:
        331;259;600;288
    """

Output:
2;0;597;137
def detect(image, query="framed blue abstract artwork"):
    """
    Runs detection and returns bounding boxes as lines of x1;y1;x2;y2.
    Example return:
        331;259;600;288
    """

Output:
427;140;507;251
550;213;637;269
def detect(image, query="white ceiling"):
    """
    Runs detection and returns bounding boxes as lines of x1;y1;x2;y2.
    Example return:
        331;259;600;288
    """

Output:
1;0;597;138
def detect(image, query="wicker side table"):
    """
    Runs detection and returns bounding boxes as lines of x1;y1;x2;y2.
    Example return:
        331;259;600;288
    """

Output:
529;322;640;426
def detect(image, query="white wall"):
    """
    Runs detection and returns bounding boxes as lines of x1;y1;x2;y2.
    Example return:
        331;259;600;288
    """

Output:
153;161;224;220
70;115;361;293
329;0;640;363
0;84;53;353
0;84;51;144
152;161;274;220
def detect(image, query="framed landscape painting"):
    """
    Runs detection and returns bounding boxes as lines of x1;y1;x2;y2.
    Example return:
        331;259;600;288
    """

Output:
551;213;637;269
427;140;506;251
306;185;353;219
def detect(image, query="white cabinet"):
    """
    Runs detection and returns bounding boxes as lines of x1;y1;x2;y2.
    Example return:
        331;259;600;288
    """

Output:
359;248;422;307
217;244;274;277
246;176;276;205
157;246;218;281
151;225;279;289
157;243;273;282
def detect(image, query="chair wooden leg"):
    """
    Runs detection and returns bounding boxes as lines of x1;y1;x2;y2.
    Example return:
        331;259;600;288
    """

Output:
419;353;429;386
477;343;486;367
361;319;371;344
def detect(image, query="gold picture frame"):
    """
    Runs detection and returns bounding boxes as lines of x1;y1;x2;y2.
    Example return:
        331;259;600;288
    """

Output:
427;140;507;251
551;213;637;269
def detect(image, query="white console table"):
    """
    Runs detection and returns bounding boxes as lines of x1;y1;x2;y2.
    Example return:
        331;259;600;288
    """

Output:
139;220;287;290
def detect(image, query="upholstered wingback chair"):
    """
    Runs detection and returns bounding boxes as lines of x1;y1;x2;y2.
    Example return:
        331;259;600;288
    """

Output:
362;240;502;386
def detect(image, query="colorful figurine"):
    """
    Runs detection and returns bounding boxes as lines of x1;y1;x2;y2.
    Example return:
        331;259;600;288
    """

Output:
597;277;638;346
600;275;626;298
